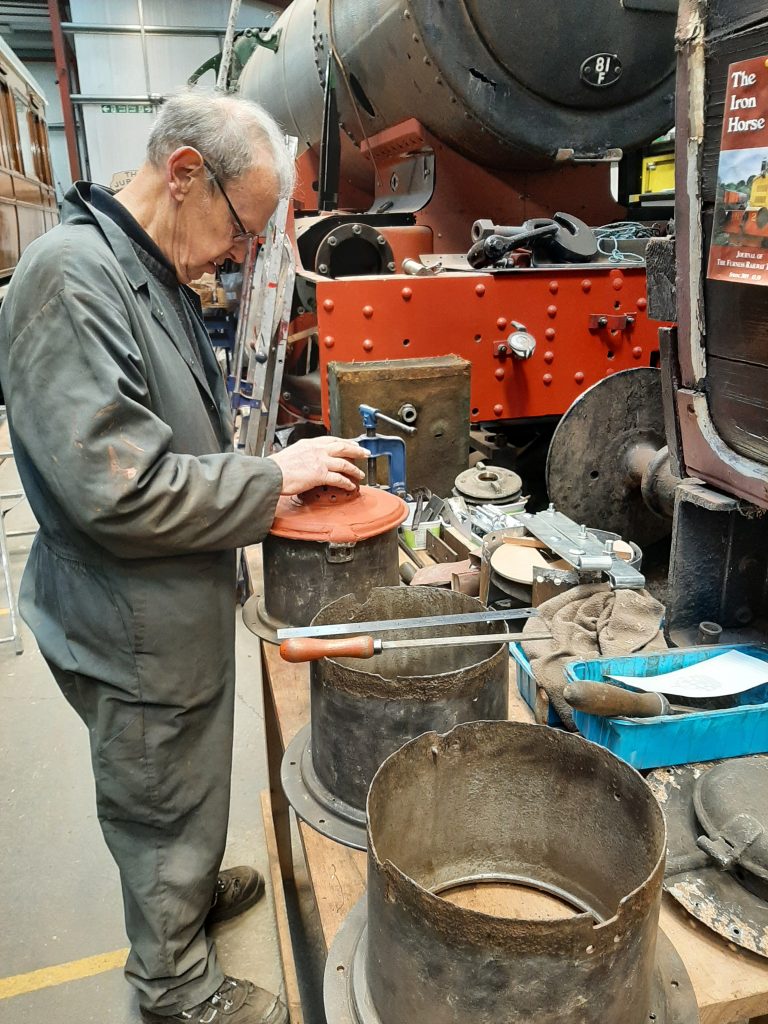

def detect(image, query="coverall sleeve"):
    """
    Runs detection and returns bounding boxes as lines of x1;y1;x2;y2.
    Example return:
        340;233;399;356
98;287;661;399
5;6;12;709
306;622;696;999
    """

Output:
6;279;283;559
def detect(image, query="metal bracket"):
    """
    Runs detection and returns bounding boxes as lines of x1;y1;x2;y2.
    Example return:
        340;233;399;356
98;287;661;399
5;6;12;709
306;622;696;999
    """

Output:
519;507;646;589
326;542;356;564
589;313;636;332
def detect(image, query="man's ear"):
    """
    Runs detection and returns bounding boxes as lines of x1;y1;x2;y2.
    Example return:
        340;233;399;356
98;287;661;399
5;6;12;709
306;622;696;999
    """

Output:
167;147;206;202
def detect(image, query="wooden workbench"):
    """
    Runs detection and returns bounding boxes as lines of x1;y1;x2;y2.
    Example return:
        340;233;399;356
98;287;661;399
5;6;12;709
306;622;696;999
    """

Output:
258;636;768;1024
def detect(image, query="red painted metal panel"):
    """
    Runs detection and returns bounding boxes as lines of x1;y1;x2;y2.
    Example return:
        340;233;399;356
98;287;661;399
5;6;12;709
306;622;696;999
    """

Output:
316;267;658;424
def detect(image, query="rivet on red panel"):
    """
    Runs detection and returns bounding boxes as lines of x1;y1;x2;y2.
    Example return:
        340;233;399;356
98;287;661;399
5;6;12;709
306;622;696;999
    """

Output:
324;336;335;349
493;404;503;416
547;305;557;318
581;280;592;293
637;297;648;311
363;305;374;319
401;287;413;301
494;368;505;381
544;351;554;364
549;281;559;295
633;346;643;359
323;298;335;312
363;339;374;351
496;317;508;330
475;283;486;297
574;371;585;383
612;278;624;291
545;328;556;341
543;374;553;386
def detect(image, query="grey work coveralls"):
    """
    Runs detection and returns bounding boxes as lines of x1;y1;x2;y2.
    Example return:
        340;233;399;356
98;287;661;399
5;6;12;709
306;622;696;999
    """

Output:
0;183;282;1012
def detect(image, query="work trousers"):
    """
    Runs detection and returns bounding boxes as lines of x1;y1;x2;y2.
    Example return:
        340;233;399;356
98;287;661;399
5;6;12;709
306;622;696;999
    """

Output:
47;654;235;1013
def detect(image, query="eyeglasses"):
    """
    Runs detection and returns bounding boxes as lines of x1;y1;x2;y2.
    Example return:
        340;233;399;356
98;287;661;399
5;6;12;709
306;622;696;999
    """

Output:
204;160;254;246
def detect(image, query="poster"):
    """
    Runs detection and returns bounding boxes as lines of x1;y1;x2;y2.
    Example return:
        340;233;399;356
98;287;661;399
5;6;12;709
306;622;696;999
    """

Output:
707;55;768;287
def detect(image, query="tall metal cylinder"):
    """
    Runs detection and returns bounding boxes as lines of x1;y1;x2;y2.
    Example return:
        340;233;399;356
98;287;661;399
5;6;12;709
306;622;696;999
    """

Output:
281;587;509;848
239;0;677;169
326;721;699;1024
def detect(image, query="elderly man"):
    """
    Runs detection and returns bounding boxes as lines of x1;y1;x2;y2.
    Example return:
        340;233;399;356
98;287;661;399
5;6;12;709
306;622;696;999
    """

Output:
0;93;367;1023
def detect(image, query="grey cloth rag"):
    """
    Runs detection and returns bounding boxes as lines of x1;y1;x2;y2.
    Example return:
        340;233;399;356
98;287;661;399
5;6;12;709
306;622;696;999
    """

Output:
521;583;667;729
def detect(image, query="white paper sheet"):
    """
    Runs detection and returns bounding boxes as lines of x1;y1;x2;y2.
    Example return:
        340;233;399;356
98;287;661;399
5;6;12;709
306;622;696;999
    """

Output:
608;650;768;699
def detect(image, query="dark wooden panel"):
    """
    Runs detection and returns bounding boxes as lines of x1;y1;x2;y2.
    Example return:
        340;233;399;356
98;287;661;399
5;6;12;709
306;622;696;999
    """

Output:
707;355;768;465
705;277;768;369
710;0;768;33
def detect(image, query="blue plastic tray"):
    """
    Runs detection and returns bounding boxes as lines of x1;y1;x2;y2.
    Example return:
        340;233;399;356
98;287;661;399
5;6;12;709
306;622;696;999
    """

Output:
509;642;562;726
564;644;768;769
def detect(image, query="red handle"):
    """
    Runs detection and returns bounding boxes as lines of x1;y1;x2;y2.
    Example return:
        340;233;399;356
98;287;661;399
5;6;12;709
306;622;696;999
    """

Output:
279;635;377;663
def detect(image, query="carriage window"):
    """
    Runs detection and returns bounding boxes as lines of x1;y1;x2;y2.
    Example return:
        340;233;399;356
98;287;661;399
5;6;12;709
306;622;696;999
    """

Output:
31;112;52;185
0;81;20;172
14;94;36;179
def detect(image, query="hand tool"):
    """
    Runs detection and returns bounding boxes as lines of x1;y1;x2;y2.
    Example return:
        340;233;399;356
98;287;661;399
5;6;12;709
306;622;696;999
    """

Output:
276;606;539;639
563;681;672;718
412;492;425;530
280;631;552;663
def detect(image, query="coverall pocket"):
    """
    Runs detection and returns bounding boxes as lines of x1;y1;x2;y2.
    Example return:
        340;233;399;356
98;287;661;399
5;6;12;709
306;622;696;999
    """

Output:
94;710;151;823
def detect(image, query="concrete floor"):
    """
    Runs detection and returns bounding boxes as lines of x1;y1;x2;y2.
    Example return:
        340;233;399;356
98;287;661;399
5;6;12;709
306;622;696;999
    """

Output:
0;458;285;1022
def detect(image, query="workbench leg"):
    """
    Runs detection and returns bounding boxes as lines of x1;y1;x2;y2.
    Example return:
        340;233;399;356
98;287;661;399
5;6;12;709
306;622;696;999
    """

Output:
261;642;295;883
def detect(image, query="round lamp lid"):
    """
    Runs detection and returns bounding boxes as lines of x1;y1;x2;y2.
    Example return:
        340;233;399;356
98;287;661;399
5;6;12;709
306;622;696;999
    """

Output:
694;758;768;883
269;485;408;543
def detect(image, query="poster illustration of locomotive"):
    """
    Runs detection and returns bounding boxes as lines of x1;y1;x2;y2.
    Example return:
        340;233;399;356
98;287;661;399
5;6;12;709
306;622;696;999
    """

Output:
708;55;768;286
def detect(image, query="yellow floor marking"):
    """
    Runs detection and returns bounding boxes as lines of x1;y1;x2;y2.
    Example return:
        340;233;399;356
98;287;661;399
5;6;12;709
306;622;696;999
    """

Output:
0;947;129;1000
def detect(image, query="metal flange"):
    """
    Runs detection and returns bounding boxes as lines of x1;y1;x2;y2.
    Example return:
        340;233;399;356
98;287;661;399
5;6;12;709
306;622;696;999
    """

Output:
281;723;368;850
241;588;285;645
324;898;699;1024
455;464;523;505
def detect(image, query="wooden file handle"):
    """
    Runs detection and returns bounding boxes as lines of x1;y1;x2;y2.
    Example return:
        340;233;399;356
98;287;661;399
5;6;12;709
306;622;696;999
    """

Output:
563;681;670;719
280;636;377;663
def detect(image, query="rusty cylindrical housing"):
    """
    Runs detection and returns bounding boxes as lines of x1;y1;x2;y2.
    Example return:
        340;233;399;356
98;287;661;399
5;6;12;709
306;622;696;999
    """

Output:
256;486;407;633
328;721;682;1024
281;588;508;848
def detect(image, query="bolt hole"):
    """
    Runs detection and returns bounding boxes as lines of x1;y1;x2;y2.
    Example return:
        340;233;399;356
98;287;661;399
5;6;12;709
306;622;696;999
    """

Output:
610;329;619;337
607;350;615;359
733;927;741;936
289;761;296;766
474;334;482;342
614;300;621;309
613;790;621;800
318;818;326;824
650;1015;657;1021
403;338;411;347
590;470;599;480
478;471;499;482
336;965;345;973
471;407;479;416
585;945;595;954
613;935;620;944
670;980;679;989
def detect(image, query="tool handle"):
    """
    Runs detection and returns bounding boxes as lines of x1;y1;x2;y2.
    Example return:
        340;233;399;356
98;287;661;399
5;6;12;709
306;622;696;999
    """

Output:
279;636;377;663
563;681;670;719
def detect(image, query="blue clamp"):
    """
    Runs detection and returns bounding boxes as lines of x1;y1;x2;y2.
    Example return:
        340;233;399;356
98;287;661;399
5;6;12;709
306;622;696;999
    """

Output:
356;404;414;497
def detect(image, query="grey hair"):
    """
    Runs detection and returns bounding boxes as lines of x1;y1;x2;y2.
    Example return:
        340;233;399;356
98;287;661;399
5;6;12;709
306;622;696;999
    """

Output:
147;91;295;198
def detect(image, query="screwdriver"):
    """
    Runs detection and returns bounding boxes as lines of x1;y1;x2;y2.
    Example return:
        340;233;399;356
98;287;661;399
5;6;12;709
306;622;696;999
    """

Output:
279;631;552;664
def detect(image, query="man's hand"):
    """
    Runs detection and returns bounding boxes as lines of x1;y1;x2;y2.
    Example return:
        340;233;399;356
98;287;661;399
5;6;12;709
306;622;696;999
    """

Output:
268;436;369;495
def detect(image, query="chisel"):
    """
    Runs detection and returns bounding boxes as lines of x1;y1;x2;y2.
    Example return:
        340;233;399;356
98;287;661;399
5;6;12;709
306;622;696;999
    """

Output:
280;631;552;664
563;681;672;718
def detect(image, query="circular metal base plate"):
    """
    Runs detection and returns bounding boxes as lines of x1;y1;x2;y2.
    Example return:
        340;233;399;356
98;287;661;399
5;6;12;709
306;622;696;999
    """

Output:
546;367;671;549
242;589;286;645
281;723;368;850
325;896;699;1024
648;758;768;957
